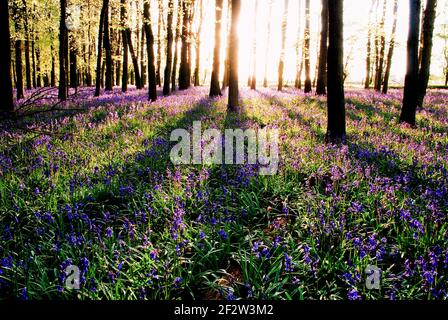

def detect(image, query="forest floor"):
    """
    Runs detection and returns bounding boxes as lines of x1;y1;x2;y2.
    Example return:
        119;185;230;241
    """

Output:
0;86;447;300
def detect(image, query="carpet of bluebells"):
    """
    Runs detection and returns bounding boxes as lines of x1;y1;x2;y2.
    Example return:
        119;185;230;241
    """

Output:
0;86;447;300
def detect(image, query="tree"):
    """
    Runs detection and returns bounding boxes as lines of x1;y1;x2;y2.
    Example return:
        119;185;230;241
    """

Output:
156;0;163;87
171;0;182;92
374;0;387;91
12;0;24;100
416;0;437;109
104;3;113;91
278;0;289;91
326;0;346;143
59;0;69;100
295;0;303;89
209;0;223;97
399;0;421;126
179;0;191;90
0;0;14;115
95;0;108;97
228;0;241;112
144;0;157;102
121;0;128;92
304;0;312;93
249;0;258;90
22;0;32;90
163;0;174;96
316;0;328;95
193;0;203;86
382;0;398;94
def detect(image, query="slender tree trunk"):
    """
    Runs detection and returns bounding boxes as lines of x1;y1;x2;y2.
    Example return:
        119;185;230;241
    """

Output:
156;0;163;87
382;0;398;94
374;0;387;91
32;28;36;88
36;36;42;88
278;0;289;91
304;0;312;93
295;0;303;89
222;0;231;90
416;0;437;109
69;42;78;90
59;0;68;100
400;0;421;126
163;0;174;95
51;44;56;87
144;0;157;101
95;0;108;97
194;0;203;87
264;0;274;88
140;22;146;87
326;0;346;143
172;0;182;92
12;2;24;99
104;5;113;91
121;0;128;92
316;0;328;95
0;0;14;115
22;0;32;90
210;0;223;97
228;0;241;112
126;20;142;89
179;0;190;90
364;0;375;89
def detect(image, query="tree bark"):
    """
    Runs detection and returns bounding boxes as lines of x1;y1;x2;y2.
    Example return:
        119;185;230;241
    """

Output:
326;0;346;143
400;0;421;126
104;4;113;91
382;0;398;94
278;0;289;91
163;0;174;95
364;0;375;89
59;0;68;100
210;0;223;97
228;0;241;112
250;0;258;90
121;0;128;92
194;0;203;87
126;15;142;89
316;0;328;95
156;0;163;87
0;0;14;115
144;0;157;101
95;0;108;97
179;0;190;90
172;0;182;92
374;0;387;91
222;0;231;90
304;0;312;93
12;1;24;99
416;0;437;109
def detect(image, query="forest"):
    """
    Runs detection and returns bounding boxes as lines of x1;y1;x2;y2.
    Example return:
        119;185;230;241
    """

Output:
0;0;447;300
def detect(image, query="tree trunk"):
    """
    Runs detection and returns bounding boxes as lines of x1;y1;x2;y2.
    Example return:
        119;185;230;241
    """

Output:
156;0;163;87
326;0;346;143
222;0;231;90
194;0;203;87
228;0;241;112
95;0;108;97
416;0;437;109
104;4;113;91
210;0;223;97
374;0;387;91
69;43;78;90
304;0;312;93
59;0;68;100
316;0;328;95
12;1;24;99
172;0;182;92
163;0;174;95
179;0;190;90
144;0;157;101
22;0;32;90
126;15;142;89
382;0;398;94
400;0;421;126
121;0;128;92
0;0;14;115
294;0;302;89
278;0;289;91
